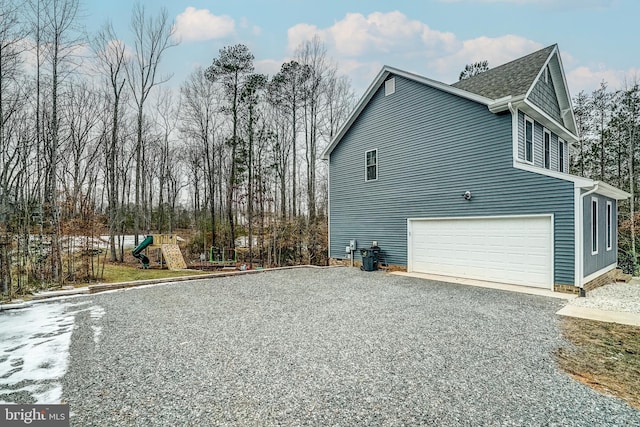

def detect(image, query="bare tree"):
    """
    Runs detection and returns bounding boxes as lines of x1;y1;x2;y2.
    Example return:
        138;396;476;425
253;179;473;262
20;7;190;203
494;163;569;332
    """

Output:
592;81;612;180
125;2;177;245
0;0;25;294
93;22;128;261
296;36;329;222
151;87;178;233
180;67;222;248
38;0;82;284
60;79;102;217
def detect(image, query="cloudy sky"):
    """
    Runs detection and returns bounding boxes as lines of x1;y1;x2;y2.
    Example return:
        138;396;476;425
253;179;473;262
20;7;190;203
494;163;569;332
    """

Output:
87;0;639;97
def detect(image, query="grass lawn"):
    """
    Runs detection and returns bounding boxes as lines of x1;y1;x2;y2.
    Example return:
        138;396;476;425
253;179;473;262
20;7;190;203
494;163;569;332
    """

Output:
556;317;640;409
92;262;208;284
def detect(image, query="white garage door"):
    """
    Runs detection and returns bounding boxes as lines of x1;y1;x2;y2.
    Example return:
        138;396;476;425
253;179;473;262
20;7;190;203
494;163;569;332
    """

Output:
408;216;553;289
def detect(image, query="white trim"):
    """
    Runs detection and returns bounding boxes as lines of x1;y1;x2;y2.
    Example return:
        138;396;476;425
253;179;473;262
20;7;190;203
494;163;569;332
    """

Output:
365;148;378;182
407;219;413;272
510;103;519;162
489;94;525;113
558;137;566;173
407;213;553;222
574;187;582;287
407;214;554;290
583;263;617;284
591;197;598;255
513;161;629;200
524;116;535;164
543;128;551;169
606;201;613;251
327;157;331;259
522;99;578;143
578;184;600;288
552;47;579;135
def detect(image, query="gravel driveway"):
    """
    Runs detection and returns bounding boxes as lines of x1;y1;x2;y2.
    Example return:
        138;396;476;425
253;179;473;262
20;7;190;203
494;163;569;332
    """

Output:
59;267;639;426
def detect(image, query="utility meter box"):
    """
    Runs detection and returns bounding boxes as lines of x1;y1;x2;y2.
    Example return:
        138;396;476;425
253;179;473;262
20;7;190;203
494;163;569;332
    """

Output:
349;240;357;251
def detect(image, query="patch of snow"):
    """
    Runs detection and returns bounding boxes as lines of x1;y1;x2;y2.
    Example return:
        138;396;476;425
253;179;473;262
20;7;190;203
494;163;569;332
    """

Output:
99;234;147;249
0;300;107;404
89;306;105;345
0;303;74;404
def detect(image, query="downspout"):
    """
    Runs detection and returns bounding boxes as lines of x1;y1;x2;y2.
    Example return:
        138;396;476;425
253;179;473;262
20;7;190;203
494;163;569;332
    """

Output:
507;102;518;165
577;182;600;296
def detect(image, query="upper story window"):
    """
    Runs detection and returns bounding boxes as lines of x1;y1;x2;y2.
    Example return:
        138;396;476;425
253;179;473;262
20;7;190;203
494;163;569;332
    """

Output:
543;129;551;169
525;118;534;164
558;138;565;172
385;78;395;96
543;65;550;84
606;201;613;251
365;149;378;181
591;197;598;255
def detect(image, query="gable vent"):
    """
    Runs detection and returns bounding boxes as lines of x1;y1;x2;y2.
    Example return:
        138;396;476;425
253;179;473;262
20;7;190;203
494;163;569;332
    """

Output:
385;78;396;96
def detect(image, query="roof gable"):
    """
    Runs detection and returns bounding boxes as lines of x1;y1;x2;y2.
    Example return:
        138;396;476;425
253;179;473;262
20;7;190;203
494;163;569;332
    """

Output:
452;44;577;136
451;45;555;99
527;49;577;135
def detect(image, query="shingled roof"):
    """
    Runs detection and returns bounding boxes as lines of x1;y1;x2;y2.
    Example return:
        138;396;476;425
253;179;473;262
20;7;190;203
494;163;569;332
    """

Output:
451;44;556;100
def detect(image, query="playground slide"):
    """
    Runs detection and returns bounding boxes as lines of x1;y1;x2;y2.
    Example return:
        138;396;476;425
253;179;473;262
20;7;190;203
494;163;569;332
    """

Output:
132;235;154;268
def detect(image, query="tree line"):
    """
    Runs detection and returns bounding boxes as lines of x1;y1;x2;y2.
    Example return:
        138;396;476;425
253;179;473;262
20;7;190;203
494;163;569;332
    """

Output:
571;80;640;272
0;0;354;296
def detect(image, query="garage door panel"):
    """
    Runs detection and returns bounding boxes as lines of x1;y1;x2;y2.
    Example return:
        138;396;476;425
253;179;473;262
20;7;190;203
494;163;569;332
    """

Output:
409;217;552;288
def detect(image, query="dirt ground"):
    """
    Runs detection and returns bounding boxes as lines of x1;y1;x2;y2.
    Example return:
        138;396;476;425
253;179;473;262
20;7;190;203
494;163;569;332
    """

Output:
556;317;640;409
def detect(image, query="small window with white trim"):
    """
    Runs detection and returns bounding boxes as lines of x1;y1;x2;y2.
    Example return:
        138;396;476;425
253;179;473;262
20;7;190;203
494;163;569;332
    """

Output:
606;201;613;251
365;149;378;181
558;138;565;172
542;65;550;84
525;117;534;164
385;78;395;96
591;197;598;255
543;129;551;169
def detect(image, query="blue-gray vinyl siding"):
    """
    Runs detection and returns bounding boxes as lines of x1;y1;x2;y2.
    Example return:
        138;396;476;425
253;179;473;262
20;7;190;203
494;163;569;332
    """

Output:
329;75;575;285
583;193;617;276
529;73;562;123
517;112;569;172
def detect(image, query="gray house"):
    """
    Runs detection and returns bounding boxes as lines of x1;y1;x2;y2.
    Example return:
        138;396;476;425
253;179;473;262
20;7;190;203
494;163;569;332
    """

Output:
322;44;629;292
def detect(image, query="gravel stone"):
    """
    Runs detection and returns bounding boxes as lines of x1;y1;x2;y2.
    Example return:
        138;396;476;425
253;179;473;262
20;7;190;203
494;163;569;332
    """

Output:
59;267;640;426
569;281;640;313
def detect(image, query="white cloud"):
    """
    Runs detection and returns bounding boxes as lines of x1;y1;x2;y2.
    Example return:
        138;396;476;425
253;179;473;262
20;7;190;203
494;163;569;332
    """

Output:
566;66;640;94
239;17;262;36
254;58;285;77
438;0;613;6
431;35;543;82
174;7;235;42
287;11;457;57
287;13;545;85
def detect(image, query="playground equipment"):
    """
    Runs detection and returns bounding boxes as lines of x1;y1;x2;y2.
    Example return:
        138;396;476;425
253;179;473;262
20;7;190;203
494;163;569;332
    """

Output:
209;246;237;268
132;235;187;270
